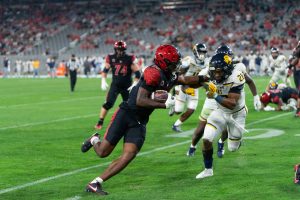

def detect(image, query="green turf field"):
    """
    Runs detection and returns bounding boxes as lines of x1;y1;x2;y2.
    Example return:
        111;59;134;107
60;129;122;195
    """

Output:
0;77;299;200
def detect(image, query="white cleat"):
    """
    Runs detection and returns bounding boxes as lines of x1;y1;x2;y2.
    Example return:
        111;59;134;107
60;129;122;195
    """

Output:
195;168;213;179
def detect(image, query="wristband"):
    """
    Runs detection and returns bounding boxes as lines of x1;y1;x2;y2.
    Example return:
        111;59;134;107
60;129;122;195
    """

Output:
215;95;224;104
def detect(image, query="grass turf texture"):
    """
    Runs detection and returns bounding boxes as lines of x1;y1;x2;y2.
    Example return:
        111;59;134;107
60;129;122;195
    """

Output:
0;77;299;200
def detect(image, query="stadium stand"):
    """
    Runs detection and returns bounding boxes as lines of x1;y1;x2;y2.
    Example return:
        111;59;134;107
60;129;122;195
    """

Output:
0;0;299;75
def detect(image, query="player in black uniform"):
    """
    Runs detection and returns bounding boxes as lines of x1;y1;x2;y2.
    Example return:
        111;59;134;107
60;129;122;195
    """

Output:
260;85;298;111
95;41;141;130
81;44;208;195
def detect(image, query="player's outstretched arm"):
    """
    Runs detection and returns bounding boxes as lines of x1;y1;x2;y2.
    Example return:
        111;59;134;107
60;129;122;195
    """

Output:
177;75;209;88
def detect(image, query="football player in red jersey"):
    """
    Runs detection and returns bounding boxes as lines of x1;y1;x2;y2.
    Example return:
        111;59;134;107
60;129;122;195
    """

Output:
95;41;141;130
81;44;208;195
260;85;298;111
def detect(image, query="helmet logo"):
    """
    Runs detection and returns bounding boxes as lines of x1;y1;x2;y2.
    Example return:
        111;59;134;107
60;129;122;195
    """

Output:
224;55;232;65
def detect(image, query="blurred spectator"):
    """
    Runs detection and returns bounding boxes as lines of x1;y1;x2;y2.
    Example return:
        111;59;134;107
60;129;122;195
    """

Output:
32;59;40;78
3;57;10;78
47;56;56;78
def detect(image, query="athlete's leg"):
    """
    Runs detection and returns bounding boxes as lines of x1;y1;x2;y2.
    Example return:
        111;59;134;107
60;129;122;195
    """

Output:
95;84;119;129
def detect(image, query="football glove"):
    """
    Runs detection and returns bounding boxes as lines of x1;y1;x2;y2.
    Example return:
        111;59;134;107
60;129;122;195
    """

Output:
263;105;275;111
253;95;262;111
101;77;109;91
205;82;218;98
165;93;175;109
184;87;195;96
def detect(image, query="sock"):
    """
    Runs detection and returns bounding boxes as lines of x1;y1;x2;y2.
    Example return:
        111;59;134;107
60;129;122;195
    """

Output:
91;136;100;145
202;149;213;169
98;118;104;125
174;119;182;126
218;138;224;143
190;144;196;148
91;177;104;184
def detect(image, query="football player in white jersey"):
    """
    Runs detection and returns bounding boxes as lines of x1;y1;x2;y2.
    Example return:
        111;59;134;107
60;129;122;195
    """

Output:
171;43;209;132
266;47;291;91
187;45;260;157
195;53;247;179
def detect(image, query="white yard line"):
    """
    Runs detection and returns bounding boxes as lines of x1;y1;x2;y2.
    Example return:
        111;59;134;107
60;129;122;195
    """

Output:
0;96;99;109
0;140;191;195
65;196;81;200
246;112;292;126
0;111;293;195
0;114;96;131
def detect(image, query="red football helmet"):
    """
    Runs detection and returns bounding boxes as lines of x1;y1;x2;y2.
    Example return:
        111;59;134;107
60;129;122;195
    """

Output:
154;44;181;72
114;40;126;57
114;40;127;50
260;92;271;105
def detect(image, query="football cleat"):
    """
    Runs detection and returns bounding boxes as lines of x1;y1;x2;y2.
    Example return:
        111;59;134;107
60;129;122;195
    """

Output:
186;147;196;156
294;164;300;184
217;141;225;158
86;182;108;195
172;124;182;132
295;110;300;117
94;124;103;130
196;168;213;179
81;133;99;153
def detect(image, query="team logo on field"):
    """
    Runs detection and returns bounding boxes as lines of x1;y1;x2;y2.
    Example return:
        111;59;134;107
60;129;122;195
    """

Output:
224;55;232;64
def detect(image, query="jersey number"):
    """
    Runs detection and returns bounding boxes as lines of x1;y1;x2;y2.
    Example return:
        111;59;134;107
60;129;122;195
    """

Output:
115;65;128;76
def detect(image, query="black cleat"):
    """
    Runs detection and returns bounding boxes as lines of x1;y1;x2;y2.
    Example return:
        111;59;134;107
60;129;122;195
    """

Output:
81;133;99;153
86;182;108;195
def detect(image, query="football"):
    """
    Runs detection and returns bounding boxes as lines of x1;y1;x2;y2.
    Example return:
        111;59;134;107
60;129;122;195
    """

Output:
152;90;169;103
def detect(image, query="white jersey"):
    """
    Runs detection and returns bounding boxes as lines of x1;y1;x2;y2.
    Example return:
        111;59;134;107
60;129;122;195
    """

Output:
181;56;209;76
215;67;246;113
235;62;247;74
269;54;287;72
200;62;247;111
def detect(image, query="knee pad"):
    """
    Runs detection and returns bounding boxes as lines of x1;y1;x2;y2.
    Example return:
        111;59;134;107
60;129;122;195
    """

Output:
228;138;241;152
203;123;219;142
103;102;113;110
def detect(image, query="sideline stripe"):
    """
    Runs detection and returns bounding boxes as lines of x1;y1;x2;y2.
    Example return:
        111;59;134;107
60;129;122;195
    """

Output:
0;111;293;195
0;96;99;109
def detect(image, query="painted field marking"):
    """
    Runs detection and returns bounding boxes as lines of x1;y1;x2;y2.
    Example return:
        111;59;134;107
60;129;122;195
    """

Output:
0;96;99;109
0;111;293;195
0;114;96;131
0;140;190;195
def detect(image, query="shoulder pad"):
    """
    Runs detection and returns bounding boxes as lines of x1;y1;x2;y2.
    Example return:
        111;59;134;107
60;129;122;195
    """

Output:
228;68;245;87
181;56;193;68
235;63;247;74
143;66;161;87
